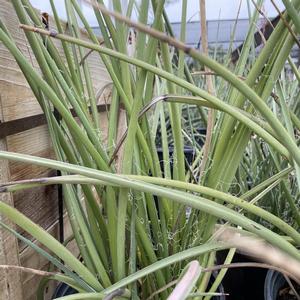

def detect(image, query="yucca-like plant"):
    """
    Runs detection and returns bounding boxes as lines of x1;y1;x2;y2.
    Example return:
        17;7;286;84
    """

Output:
0;0;300;299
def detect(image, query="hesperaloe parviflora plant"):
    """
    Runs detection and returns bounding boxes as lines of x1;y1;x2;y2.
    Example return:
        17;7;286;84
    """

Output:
0;0;300;299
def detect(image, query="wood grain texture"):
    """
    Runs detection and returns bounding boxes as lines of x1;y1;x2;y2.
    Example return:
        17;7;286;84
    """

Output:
19;213;77;300
0;97;24;299
0;0;112;121
0;1;118;299
0;146;24;300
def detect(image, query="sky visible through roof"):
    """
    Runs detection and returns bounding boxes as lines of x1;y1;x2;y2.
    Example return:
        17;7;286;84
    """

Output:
30;0;285;24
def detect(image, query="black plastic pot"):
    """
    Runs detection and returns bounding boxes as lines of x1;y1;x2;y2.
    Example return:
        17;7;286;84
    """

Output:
52;275;225;299
156;146;196;178
264;270;287;300
52;283;77;298
157;146;196;163
216;250;268;300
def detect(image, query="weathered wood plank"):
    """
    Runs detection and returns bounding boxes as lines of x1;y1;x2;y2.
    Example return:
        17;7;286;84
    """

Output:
0;95;23;299
20;213;76;300
0;1;121;299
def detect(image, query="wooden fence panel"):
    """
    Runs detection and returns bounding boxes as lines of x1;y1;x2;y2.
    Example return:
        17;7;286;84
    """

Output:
0;1;123;299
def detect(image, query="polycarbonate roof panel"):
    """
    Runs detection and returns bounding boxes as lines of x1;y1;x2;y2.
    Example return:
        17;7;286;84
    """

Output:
170;19;252;49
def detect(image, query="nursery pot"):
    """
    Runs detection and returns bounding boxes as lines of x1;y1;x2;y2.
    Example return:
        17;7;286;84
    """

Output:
264;270;285;300
52;282;77;298
264;270;300;300
157;146;196;178
157;146;196;164
52;275;225;299
216;250;267;300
